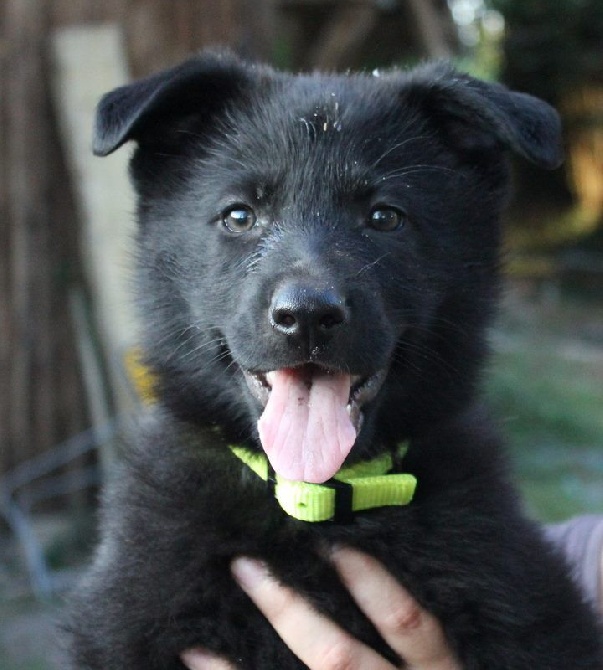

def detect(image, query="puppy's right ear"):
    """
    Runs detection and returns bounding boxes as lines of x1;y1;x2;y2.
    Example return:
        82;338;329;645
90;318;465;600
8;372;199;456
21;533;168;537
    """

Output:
93;51;254;157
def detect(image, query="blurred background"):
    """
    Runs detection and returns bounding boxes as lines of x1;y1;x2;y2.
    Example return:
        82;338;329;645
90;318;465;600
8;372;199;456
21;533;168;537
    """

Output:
0;1;602;667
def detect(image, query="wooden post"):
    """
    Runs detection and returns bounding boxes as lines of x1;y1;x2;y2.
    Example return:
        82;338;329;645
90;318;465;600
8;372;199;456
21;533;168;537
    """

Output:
1;0;89;481
4;0;53;468
52;25;139;473
0;35;10;474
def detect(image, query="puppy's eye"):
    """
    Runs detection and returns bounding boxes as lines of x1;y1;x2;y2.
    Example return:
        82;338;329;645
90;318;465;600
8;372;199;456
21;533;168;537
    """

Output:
367;206;406;232
221;205;257;233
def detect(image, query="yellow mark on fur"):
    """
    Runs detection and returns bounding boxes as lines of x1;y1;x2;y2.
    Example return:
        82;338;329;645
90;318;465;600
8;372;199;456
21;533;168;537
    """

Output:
124;348;157;403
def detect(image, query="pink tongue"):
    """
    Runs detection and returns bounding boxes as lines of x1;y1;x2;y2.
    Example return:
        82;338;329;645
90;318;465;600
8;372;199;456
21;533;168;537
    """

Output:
257;368;357;483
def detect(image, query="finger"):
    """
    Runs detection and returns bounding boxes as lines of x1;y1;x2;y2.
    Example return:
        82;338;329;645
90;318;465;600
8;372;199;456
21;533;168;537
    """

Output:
181;649;236;670
331;548;460;670
232;557;395;670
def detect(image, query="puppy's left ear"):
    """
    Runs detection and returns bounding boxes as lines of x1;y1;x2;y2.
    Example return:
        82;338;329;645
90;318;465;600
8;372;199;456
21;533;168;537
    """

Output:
406;64;563;169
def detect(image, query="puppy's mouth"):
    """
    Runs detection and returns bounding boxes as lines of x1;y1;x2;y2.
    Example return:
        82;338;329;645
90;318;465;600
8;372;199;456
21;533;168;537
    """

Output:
243;365;385;432
242;364;386;484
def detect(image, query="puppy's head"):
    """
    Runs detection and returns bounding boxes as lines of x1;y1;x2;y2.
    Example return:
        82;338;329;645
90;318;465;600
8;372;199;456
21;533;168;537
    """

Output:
95;52;562;482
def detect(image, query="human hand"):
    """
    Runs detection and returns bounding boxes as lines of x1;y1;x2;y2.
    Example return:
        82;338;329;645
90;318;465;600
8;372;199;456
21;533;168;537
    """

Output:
181;548;460;670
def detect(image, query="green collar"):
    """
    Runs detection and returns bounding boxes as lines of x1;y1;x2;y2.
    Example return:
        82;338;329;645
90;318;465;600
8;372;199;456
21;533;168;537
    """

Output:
229;444;417;523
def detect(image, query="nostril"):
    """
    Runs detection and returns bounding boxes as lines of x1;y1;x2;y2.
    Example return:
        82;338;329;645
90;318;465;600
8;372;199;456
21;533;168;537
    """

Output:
272;308;297;331
318;306;345;330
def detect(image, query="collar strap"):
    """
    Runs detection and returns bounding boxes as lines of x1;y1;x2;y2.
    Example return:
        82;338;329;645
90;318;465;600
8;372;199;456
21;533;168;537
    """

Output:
229;444;417;523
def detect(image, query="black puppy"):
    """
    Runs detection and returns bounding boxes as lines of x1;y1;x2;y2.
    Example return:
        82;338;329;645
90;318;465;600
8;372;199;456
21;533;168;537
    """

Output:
66;52;602;668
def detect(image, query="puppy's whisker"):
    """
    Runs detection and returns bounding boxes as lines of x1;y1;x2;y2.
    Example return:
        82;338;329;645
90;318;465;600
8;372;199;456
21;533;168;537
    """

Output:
352;253;391;278
371;135;430;167
379;164;458;182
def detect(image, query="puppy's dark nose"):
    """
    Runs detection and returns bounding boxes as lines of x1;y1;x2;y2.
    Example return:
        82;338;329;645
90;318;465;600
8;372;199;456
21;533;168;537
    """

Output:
270;282;347;339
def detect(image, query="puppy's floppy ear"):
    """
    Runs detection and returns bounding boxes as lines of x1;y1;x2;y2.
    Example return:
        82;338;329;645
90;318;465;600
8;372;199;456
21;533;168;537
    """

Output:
93;51;254;157
405;63;563;169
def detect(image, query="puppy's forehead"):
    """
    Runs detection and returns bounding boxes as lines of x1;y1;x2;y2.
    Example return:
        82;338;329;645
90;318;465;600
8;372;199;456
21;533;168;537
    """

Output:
222;73;417;169
267;73;403;132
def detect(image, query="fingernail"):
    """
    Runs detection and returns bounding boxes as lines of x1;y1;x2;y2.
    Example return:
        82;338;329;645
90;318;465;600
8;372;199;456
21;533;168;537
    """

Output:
181;649;219;669
329;544;352;562
231;557;268;591
319;540;341;558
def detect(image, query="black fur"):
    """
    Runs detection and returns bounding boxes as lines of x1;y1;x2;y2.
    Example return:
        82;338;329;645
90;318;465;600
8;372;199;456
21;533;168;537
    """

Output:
66;52;602;668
